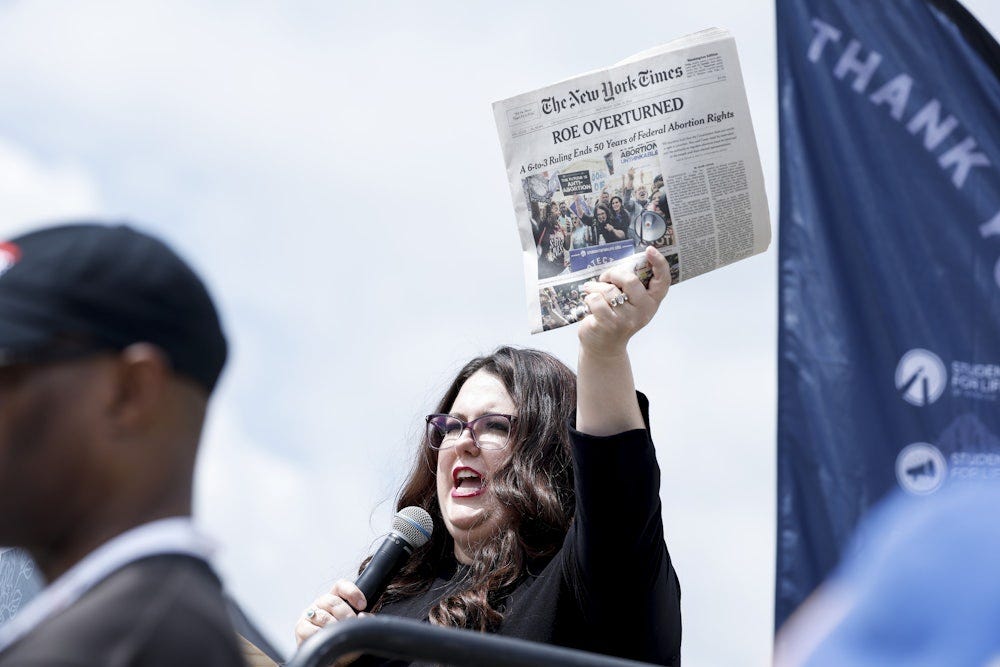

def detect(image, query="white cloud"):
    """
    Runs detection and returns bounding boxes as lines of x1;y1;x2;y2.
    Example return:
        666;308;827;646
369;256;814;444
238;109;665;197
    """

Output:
0;138;102;237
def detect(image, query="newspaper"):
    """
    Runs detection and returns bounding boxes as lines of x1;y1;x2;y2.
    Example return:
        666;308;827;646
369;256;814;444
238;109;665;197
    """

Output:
493;28;771;333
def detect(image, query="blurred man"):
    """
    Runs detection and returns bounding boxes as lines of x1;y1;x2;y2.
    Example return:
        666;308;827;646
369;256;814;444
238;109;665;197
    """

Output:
0;223;243;665
623;167;650;220
774;482;1000;666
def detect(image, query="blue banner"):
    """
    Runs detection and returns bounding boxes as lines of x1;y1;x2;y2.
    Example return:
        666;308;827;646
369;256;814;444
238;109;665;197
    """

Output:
568;239;636;272
777;0;1000;630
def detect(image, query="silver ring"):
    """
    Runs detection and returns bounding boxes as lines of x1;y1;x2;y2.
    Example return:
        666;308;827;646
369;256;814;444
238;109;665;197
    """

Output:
305;608;317;619
610;293;628;308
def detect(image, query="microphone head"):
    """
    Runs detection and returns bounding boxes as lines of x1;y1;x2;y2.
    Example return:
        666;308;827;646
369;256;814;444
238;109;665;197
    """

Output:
391;506;433;549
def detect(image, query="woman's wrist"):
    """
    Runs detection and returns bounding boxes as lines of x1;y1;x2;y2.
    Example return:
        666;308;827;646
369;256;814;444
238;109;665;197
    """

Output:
576;347;643;435
578;345;629;367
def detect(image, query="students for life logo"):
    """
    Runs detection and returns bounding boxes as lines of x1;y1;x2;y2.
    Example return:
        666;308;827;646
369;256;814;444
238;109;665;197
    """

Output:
895;349;947;407
0;242;21;278
896;443;947;495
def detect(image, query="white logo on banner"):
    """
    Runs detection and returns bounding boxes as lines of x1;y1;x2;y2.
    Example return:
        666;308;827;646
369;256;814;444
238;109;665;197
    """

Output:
896;443;947;495
895;349;947;406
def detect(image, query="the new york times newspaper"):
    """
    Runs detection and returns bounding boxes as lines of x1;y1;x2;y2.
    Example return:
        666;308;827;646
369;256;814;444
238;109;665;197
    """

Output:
493;28;770;333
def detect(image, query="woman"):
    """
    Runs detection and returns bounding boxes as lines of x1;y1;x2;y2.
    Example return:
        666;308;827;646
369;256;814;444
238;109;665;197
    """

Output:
536;214;570;279
556;201;575;236
607;196;631;242
296;247;681;666
532;202;561;249
535;201;570;279
568;213;592;249
543;201;562;231
592;203;613;245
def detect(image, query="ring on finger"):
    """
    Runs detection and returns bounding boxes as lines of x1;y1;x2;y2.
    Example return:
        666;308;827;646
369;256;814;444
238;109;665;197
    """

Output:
305;608;317;619
609;293;629;308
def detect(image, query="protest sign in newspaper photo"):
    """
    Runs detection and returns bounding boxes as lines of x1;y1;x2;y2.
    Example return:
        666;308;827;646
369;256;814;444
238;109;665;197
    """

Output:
494;28;771;333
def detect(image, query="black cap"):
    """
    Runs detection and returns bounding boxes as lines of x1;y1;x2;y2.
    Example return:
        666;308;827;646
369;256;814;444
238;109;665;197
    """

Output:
0;222;228;393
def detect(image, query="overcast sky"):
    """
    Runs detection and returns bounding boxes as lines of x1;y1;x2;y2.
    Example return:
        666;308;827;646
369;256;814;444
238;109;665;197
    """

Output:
1;2;997;664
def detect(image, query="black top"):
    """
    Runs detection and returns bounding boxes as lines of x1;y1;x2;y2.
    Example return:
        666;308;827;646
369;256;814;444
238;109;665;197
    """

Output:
361;396;682;666
0;555;244;667
605;209;632;243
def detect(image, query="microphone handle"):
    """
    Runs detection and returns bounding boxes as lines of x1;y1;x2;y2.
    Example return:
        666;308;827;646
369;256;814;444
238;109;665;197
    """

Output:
354;532;412;609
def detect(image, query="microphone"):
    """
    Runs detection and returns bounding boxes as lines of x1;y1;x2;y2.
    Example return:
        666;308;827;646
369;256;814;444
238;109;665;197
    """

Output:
355;506;433;609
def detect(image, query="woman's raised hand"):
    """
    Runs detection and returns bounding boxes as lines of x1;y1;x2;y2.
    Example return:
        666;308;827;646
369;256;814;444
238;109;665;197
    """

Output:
294;579;368;646
579;246;670;356
575;246;670;436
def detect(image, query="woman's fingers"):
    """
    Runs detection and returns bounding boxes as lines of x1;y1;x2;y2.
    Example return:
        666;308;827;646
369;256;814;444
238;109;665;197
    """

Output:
293;579;367;647
606;269;645;305
583;289;615;319
598;247;669;307
330;579;368;612
316;593;359;621
294;616;320;645
293;601;352;646
582;278;621;301
643;246;671;304
579;247;671;351
294;605;330;645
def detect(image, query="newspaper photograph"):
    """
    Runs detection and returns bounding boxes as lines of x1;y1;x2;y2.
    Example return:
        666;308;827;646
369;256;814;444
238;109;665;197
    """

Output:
493;28;771;333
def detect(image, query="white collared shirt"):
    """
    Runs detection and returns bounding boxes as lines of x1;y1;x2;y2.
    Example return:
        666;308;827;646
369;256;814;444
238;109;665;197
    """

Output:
0;517;217;654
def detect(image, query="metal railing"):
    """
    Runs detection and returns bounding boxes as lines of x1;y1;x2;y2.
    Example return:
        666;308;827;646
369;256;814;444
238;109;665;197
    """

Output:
286;616;662;667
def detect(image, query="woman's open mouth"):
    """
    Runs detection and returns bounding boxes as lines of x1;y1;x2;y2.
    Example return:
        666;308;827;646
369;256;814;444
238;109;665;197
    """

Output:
451;466;486;498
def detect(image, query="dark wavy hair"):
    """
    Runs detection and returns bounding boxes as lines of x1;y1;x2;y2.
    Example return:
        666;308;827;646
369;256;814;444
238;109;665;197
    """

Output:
594;202;612;224
364;346;577;631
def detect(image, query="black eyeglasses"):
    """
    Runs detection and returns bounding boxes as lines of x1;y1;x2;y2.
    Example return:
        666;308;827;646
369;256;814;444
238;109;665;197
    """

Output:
425;413;516;450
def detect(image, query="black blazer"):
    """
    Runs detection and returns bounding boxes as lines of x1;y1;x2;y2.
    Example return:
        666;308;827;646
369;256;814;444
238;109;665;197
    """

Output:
0;555;244;666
